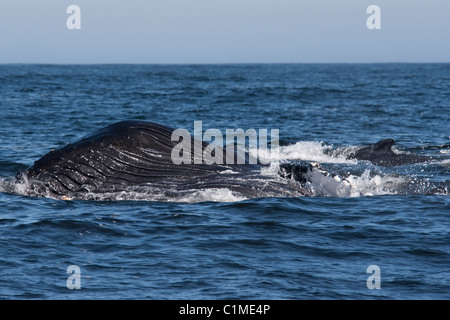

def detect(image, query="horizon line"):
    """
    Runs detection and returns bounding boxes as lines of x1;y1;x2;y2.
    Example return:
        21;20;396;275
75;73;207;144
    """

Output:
1;61;450;65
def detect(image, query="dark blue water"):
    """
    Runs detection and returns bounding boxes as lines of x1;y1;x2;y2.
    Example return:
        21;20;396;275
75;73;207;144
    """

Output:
0;64;449;299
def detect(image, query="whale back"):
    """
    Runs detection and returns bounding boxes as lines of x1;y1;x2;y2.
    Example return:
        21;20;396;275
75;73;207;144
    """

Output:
351;139;432;166
23;121;304;199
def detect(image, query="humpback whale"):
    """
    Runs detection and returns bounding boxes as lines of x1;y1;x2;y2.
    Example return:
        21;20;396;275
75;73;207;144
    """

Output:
348;139;433;166
15;121;437;201
20;121;310;200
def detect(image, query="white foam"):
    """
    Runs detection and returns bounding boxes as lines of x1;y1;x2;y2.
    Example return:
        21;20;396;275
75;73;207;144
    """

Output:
343;170;407;197
250;141;356;164
219;169;240;174
300;167;408;197
259;161;281;176
303;167;353;197
0;174;39;198
175;188;248;203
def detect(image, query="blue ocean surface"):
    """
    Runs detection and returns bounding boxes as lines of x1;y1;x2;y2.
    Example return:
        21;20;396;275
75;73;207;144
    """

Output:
0;64;449;299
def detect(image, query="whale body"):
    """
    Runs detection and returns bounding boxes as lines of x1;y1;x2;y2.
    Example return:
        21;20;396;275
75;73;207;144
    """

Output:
349;139;433;166
21;121;310;200
15;121;436;201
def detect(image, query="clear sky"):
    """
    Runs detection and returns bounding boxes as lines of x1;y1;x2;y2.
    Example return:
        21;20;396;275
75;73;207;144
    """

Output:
0;0;449;63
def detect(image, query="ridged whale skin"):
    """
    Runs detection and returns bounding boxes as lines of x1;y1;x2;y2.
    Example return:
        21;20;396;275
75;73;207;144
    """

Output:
22;121;309;200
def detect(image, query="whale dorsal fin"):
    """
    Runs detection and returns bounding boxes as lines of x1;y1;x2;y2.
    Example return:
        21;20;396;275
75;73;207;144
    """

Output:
372;139;395;153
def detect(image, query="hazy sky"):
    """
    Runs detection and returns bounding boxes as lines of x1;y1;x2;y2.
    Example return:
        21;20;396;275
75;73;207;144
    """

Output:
0;0;449;63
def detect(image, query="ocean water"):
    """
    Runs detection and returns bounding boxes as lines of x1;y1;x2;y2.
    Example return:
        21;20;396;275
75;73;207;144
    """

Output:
0;64;448;299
